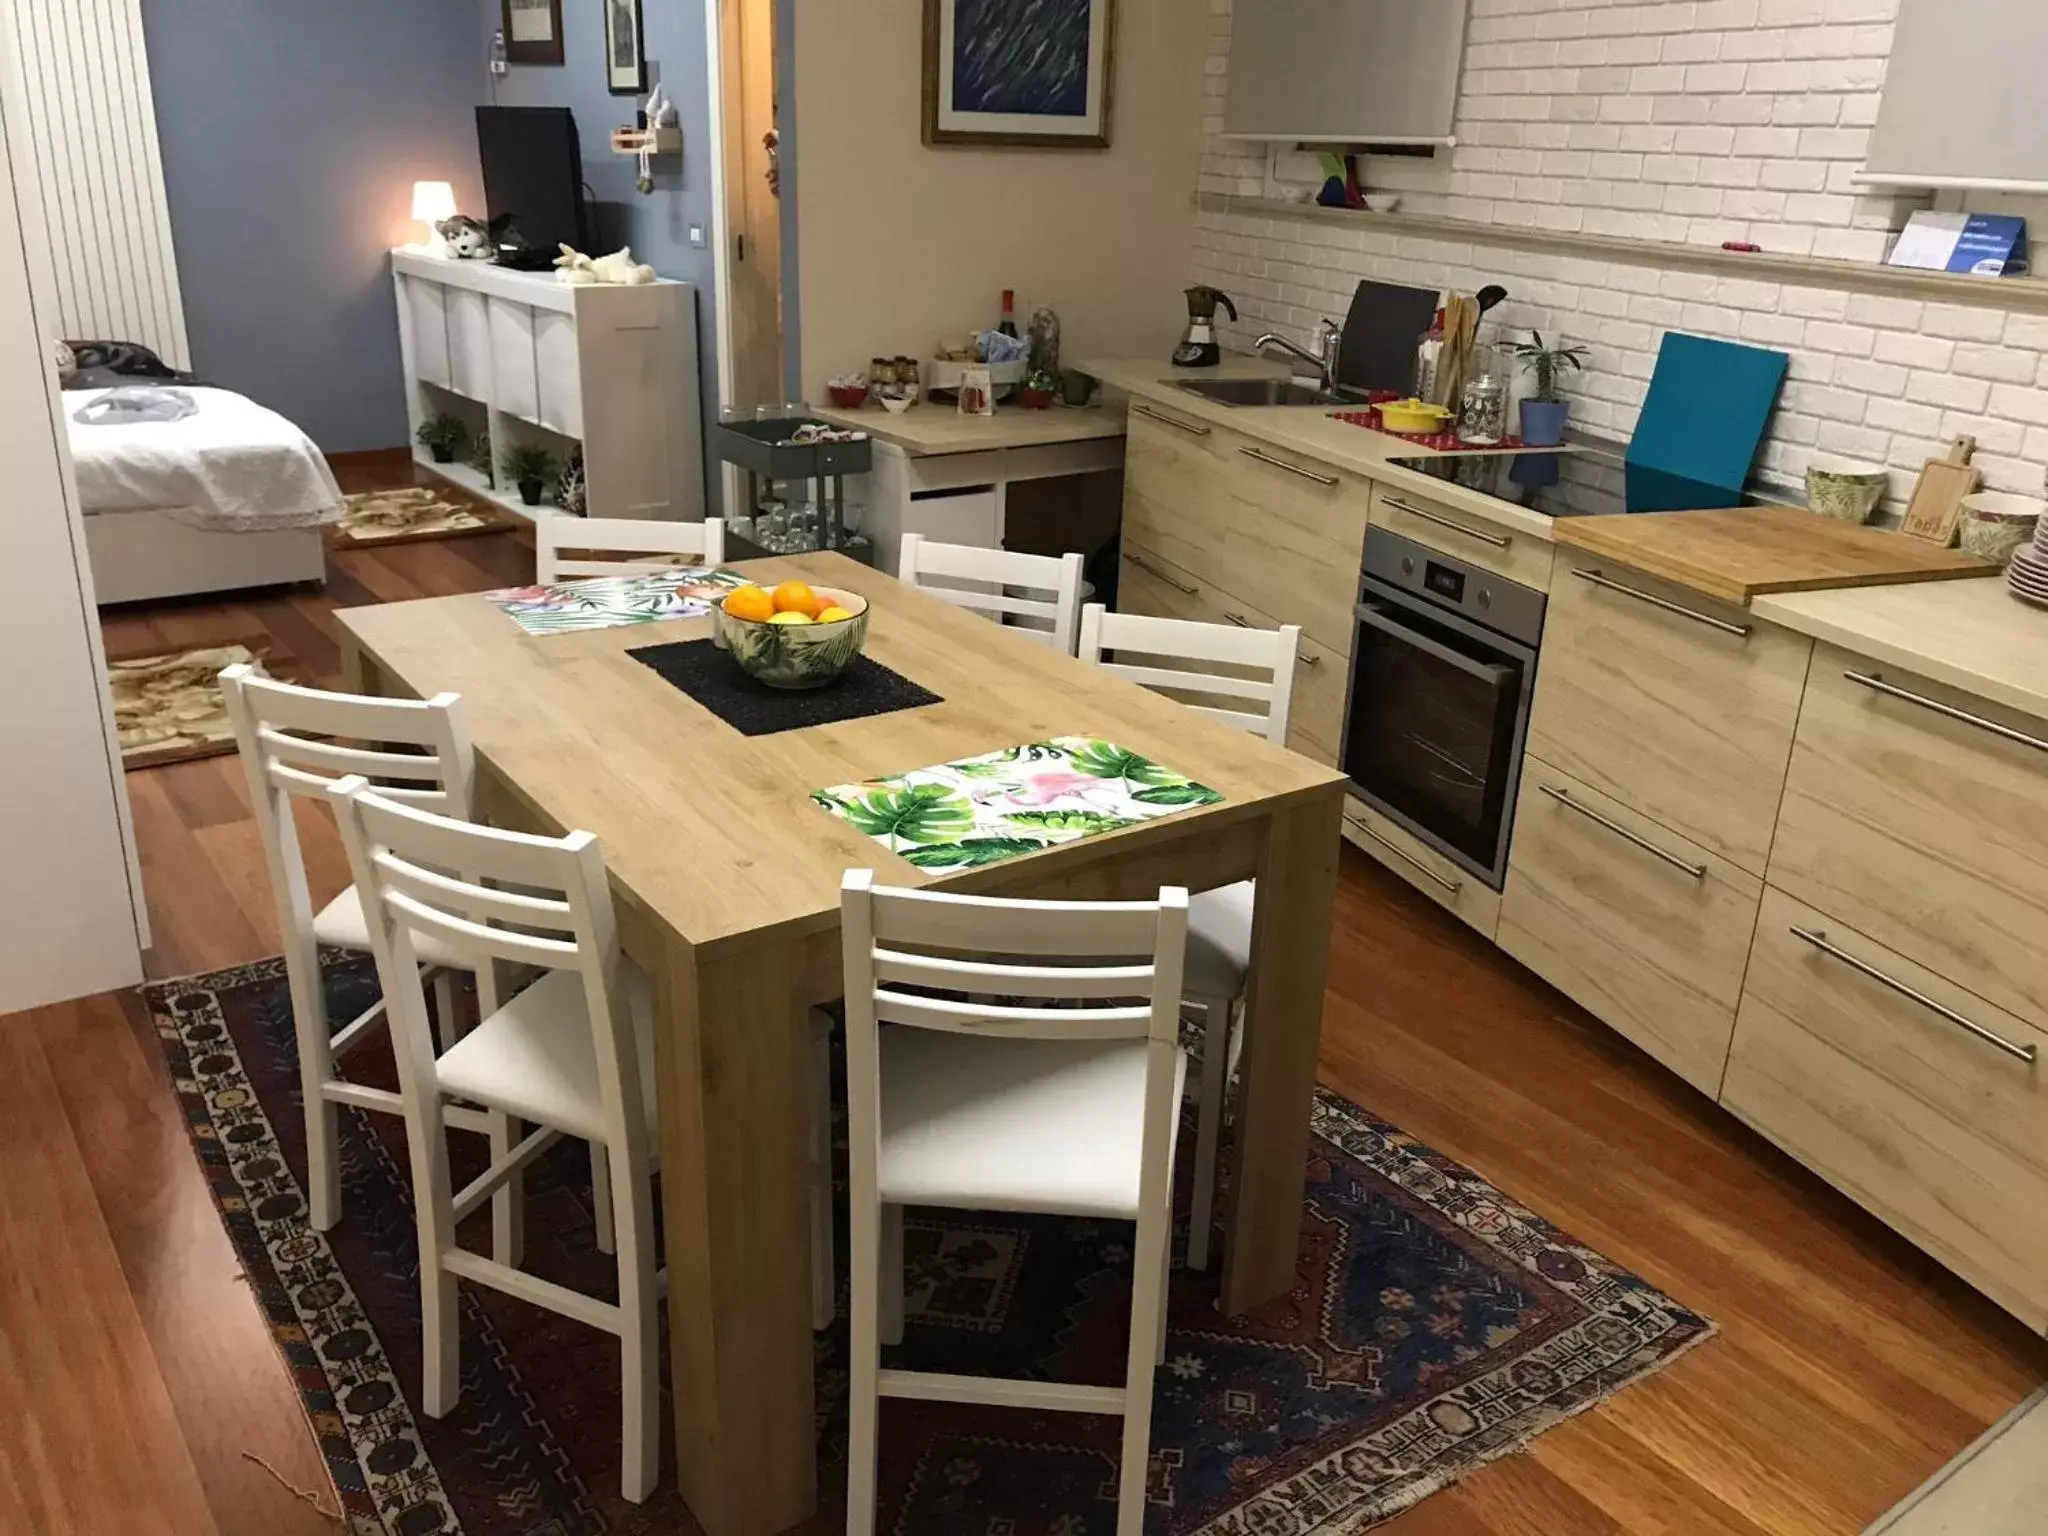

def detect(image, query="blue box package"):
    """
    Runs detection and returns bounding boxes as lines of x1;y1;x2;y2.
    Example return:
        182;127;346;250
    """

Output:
1889;211;2030;277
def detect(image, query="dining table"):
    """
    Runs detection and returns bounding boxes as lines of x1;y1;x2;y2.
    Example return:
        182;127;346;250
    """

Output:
334;550;1348;1536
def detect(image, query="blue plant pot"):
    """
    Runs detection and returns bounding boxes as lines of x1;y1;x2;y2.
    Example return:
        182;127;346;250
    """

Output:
1520;399;1570;447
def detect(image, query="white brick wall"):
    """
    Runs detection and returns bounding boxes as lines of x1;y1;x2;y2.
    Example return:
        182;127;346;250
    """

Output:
1192;0;2048;506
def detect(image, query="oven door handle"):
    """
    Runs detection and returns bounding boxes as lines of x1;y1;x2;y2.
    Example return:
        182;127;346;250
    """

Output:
1355;601;1515;686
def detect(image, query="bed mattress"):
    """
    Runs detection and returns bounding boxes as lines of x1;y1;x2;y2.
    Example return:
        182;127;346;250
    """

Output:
66;386;344;533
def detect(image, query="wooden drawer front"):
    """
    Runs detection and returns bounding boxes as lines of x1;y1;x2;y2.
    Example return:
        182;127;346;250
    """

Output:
1220;440;1371;655
1122;403;1235;591
1342;799;1501;940
1116;541;1343;765
1726;889;2048;1329
1529;560;1811;876
1772;644;2048;1032
1499;759;1762;1094
1369;482;1556;592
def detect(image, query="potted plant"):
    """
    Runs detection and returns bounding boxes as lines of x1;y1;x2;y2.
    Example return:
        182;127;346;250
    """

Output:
1019;368;1057;410
499;441;556;507
416;411;468;464
468;425;494;487
1510;332;1589;447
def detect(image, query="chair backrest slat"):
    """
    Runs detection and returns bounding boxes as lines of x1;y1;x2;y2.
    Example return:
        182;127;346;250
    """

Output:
1078;604;1300;746
873;946;1155;999
536;516;725;584
255;725;451;783
874;988;1154;1039
897;533;1087;654
865;881;1167;958
372;848;576;931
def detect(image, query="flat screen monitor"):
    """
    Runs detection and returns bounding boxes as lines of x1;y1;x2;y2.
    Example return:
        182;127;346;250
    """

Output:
475;106;587;270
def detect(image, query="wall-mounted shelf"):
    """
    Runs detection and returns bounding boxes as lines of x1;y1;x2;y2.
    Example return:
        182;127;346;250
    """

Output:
1194;192;2048;315
610;126;681;157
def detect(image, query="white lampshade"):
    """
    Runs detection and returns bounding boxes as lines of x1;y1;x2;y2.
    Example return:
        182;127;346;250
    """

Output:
411;180;458;223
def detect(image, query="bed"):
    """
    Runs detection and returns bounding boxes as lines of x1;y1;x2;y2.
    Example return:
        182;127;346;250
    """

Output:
66;383;343;605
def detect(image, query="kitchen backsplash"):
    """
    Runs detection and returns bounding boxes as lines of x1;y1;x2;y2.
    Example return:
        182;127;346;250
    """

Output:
1190;0;2048;511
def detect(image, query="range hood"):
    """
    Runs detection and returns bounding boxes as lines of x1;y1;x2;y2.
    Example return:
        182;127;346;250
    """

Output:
1222;0;1468;148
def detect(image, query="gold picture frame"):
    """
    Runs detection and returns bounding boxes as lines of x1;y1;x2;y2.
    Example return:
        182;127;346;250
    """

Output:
921;0;1117;149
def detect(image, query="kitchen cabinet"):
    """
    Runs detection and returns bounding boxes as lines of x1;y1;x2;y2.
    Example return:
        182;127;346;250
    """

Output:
1368;482;1556;592
1528;558;1812;877
1498;758;1762;1095
1341;798;1502;940
1771;644;2048;1034
1725;889;2048;1331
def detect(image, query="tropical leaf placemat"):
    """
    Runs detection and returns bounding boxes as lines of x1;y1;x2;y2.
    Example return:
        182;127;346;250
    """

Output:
811;737;1223;870
484;568;750;635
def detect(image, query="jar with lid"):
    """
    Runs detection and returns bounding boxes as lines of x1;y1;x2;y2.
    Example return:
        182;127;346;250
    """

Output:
1457;343;1508;445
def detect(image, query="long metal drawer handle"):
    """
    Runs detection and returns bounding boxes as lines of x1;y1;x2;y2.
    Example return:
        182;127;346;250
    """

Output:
1221;610;1250;627
1297;652;1321;668
1348;818;1463;895
1120;550;1199;596
1132;403;1211;438
1573;568;1751;637
1239;446;1340;487
1381;497;1513;549
1791;926;2039;1065
1539;783;1708;879
1845;670;2048;756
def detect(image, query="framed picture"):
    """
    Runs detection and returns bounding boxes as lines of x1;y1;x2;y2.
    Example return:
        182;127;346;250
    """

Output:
501;0;563;66
922;0;1117;149
605;0;646;96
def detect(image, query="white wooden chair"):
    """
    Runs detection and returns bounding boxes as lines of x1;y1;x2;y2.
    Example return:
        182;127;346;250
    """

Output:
536;515;726;583
329;778;842;1501
219;664;489;1235
896;532;1087;654
840;869;1189;1536
1077;603;1300;1270
329;776;668;1500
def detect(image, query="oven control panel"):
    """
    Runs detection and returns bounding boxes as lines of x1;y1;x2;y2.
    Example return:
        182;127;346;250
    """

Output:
1362;527;1546;647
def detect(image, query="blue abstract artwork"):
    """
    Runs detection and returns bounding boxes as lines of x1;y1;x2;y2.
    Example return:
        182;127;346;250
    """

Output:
950;0;1092;118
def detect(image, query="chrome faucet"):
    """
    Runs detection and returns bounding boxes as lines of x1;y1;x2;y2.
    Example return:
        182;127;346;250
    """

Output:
1256;319;1343;392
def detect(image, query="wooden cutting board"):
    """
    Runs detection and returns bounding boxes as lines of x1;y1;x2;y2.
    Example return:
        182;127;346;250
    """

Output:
1900;436;1982;545
1552;504;1997;605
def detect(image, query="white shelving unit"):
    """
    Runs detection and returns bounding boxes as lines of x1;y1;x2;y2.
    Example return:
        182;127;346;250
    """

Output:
391;248;704;522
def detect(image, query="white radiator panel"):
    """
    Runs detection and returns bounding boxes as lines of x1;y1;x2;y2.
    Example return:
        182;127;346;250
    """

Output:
5;0;188;367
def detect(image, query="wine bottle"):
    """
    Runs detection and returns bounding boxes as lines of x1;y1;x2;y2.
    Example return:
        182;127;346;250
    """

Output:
997;289;1018;340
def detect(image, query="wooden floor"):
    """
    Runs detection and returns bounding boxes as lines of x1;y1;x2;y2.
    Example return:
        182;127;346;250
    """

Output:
4;463;2044;1534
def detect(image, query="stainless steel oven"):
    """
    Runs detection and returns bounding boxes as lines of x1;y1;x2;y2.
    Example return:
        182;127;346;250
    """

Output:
1340;527;1546;890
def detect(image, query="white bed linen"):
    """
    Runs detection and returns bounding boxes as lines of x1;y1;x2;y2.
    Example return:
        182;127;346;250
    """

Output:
66;386;344;533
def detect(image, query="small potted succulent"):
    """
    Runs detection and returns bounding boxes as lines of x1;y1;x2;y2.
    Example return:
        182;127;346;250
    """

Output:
1019;367;1057;410
499;441;556;507
416;411;468;464
468;425;494;487
1511;332;1590;447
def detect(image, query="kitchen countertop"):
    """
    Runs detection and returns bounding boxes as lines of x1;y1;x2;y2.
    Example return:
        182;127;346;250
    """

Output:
1754;579;2048;724
809;399;1125;456
1074;355;1561;544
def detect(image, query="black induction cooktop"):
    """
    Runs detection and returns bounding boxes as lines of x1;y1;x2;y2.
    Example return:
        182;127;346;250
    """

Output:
1386;446;1745;519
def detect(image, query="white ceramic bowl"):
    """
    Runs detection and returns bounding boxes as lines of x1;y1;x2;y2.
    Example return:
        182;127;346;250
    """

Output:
1363;193;1401;214
1959;490;2044;565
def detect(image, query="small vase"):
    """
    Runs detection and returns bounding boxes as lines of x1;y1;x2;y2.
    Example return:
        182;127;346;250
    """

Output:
430;444;455;463
1020;387;1054;410
1520;398;1570;447
518;479;545;507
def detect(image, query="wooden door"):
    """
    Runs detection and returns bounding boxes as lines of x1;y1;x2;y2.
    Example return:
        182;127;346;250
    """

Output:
720;0;782;407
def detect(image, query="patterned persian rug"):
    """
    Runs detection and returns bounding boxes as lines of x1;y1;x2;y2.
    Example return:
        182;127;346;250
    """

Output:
106;636;298;770
332;486;520;548
145;955;1713;1535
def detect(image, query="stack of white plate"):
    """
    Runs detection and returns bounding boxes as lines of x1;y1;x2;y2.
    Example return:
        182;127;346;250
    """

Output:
2009;520;2048;608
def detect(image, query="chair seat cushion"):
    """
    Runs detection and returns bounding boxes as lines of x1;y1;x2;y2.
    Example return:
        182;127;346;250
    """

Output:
878;1031;1187;1219
436;966;655;1144
313;884;475;971
1184;880;1255;1000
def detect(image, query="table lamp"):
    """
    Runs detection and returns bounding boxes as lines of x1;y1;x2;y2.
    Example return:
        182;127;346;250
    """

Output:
412;180;458;256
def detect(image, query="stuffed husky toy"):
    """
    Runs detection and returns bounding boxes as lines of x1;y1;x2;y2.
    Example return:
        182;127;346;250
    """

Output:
435;213;522;261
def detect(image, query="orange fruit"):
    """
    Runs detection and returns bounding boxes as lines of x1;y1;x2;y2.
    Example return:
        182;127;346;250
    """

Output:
722;585;774;622
771;579;822;617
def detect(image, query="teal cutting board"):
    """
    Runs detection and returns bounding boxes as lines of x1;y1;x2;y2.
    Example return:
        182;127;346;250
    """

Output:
1627;334;1788;507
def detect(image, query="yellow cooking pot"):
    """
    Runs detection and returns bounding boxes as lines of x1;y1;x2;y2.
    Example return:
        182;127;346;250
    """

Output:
1378;398;1454;433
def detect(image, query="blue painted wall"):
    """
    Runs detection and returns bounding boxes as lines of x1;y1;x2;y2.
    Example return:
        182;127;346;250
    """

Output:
479;0;721;509
142;0;486;454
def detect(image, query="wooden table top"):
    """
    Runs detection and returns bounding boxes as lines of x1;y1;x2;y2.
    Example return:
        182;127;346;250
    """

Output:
336;552;1346;957
1553;503;1995;604
808;401;1126;456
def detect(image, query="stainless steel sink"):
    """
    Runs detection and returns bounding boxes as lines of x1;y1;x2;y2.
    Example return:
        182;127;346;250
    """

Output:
1171;377;1350;408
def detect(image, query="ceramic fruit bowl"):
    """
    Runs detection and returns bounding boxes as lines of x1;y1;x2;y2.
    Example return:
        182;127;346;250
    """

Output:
1379;397;1453;433
1958;490;2043;566
715;586;870;689
1805;456;1889;524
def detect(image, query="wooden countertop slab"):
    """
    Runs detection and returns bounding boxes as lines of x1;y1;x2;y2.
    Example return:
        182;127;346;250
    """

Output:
1552;504;1996;604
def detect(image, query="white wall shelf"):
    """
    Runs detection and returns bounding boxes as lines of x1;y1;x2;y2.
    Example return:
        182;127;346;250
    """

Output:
392;249;705;522
1196;192;2048;314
